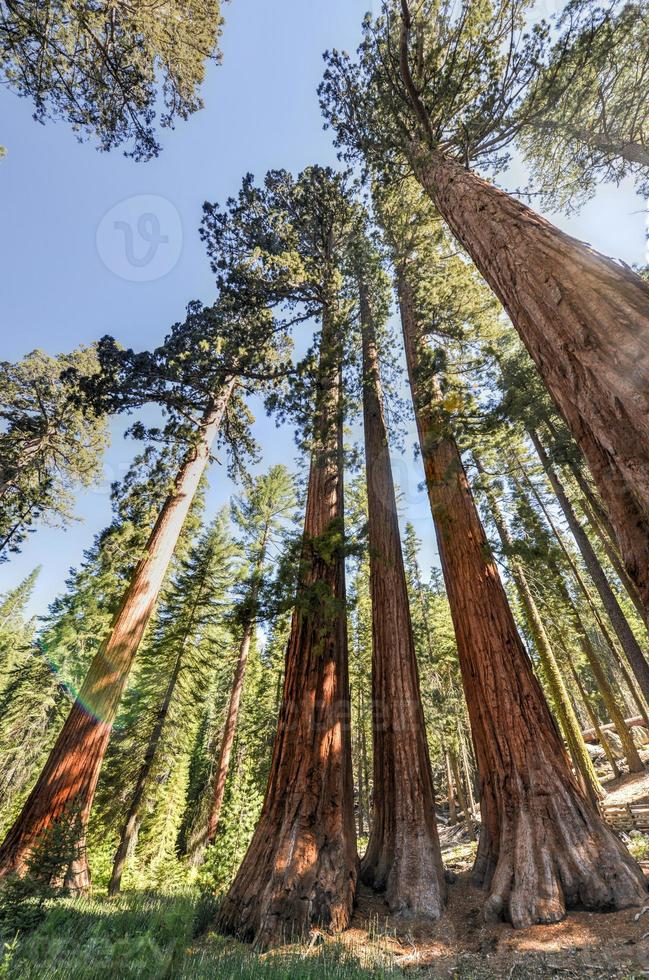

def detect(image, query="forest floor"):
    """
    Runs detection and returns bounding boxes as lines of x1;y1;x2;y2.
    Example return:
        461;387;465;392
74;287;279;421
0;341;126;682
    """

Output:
3;771;649;978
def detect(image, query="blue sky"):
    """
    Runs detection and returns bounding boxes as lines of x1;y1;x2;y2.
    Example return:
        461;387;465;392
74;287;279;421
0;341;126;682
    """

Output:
0;0;647;619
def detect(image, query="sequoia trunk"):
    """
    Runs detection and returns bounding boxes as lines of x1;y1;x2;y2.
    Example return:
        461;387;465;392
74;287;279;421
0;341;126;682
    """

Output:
409;145;649;625
216;314;356;949
473;453;604;800
0;380;236;887
397;266;646;926
359;282;445;917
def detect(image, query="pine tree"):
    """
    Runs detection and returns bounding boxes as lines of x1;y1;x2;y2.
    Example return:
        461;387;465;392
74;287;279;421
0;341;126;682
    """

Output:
0;0;225;159
0;347;109;561
355;237;445;916
321;0;649;632
0;566;40;691
206;465;296;845
104;509;240;895
203;166;361;948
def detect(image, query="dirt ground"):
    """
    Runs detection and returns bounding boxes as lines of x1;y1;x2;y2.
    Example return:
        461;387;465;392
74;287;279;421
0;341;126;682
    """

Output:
337;776;649;978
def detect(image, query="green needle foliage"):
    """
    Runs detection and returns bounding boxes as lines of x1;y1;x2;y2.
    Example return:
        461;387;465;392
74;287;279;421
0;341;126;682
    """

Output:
0;0;226;159
0;347;109;561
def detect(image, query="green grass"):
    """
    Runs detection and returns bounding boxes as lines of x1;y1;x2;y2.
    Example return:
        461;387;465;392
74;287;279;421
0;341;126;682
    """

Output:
0;891;402;979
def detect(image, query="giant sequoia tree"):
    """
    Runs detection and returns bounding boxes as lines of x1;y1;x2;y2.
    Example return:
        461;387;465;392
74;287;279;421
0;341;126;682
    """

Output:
0;0;225;158
202;167;361;948
355;240;445;917
321;0;649;632
0;301;280;888
373;185;646;926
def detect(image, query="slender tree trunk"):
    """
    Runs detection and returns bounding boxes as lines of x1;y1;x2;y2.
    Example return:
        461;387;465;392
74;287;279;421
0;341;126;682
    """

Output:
578;495;647;624
473;453;604;800
450;749;476;840
0;380;236;888
206;611;255;845
408;142;649;623
359;282;445;917
216;314;356;950
514;464;649;731
530;431;649;705
355;681;365;838
568;661;621;779
108;649;184;896
396;265;646;926
443;747;457;826
459;725;477;816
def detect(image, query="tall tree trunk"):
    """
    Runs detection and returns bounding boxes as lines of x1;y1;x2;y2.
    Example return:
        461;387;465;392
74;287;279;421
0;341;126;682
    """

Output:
396;265;646;926
450;749;476;840
530;431;649;705
407;141;649;624
206;609;255;845
443;747;457;826
568;660;621;779
108;648;184;896
216;315;356;950
359;282;445;917
473;454;604;800
513;464;649;730
0;380;236;888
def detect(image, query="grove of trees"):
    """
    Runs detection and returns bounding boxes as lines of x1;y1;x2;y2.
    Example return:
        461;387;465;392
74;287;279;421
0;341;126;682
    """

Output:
1;0;649;960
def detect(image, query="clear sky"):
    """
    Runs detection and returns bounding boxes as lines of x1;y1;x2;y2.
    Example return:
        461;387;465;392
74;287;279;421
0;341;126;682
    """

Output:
0;0;647;619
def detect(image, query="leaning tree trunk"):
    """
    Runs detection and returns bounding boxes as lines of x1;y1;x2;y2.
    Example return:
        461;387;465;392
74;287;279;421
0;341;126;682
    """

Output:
408;143;649;625
396;265;646;927
206;611;255;845
216;314;356;950
530;430;649;705
0;380;236;889
358;282;445;917
473;453;604;800
108;647;184;896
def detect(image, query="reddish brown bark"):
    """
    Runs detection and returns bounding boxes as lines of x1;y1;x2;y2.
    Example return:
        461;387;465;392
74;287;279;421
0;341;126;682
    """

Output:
216;317;356;949
397;267;646;926
359;284;445;917
206;617;254;844
0;380;236;888
409;144;649;627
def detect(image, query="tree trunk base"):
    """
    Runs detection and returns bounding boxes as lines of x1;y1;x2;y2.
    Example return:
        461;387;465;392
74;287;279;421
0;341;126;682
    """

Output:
361;832;445;918
217;827;357;950
476;783;647;928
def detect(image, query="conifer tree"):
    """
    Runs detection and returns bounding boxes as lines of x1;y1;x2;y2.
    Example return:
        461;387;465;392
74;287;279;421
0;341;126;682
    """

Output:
206;465;296;845
0;0;226;159
320;0;649;628
0;347;109;561
203;166;361;948
105;509;240;895
355;238;445;916
0;447;198;835
370;187;645;926
0;300;280;888
0;566;39;691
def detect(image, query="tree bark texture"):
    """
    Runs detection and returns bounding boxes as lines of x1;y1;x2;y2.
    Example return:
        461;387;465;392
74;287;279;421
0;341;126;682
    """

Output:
0;380;236;888
397;266;647;927
359;283;445;917
409;144;649;627
216;316;356;949
473;453;604;800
